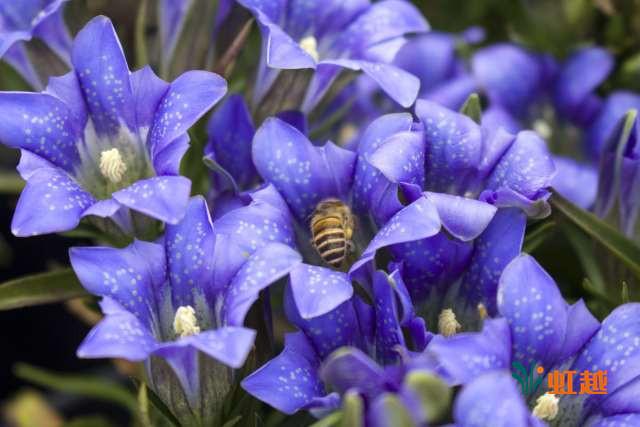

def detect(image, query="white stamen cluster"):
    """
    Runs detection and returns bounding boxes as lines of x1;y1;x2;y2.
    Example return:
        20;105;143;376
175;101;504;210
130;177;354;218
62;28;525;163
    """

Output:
533;119;552;139
532;393;559;421
299;36;320;62
99;148;127;183
438;308;461;337
173;305;200;338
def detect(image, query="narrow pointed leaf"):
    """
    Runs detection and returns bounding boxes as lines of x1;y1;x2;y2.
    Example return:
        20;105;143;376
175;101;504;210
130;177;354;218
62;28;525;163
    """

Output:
0;268;89;311
14;363;138;413
551;190;640;281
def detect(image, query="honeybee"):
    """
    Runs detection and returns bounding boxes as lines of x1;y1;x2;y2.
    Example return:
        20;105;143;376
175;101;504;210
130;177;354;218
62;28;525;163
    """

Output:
310;198;355;269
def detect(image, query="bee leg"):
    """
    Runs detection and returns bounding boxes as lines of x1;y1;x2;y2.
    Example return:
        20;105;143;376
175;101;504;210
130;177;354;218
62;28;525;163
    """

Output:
346;241;355;253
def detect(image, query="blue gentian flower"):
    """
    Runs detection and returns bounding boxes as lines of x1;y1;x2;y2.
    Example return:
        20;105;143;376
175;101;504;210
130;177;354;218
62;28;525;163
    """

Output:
424;254;640;426
595;110;640;240
0;0;72;89
553;47;614;129
70;196;302;425
347;105;553;322
587;92;640;160
235;0;428;112
236;114;467;319
472;43;554;121
242;268;429;419
393;28;488;111
239;110;551;325
393;32;475;110
0;16;227;237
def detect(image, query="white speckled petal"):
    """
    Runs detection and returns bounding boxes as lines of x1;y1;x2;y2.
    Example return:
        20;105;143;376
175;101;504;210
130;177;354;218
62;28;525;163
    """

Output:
223;242;302;326
252;117;357;220
372;269;406;364
11;167;94;236
497;254;568;368
352;113;414;221
322;59;420;108
349;195;441;277
453;371;531;427
77;297;158;361
426;318;512;385
175;326;256;369
588;414;640;427
368;130;425;185
424;192;497;241
285;287;360;359
71;16;135;136
241;331;325;414
164;196;215;307
149;70;227;156
335;0;428;55
69;240;167;328
289;263;353;319
0;92;81;171
213;193;296;255
415;99;483;194
459;208;526;314
486;130;555;200
130;65;170;132
572;303;640;411
112;175;191;224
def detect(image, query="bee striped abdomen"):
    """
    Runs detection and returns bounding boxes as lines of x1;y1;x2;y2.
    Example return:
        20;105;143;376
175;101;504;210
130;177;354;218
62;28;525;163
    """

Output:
311;216;348;268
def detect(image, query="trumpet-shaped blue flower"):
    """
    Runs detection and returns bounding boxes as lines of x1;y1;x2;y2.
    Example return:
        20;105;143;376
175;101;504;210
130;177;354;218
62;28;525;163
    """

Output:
231;115;461;319
242;269;428;418
595;110;640;241
234;110;551;323
236;0;428;112
423;254;640;426
70;196;302;425
0;16;227;237
348;106;552;318
0;0;72;89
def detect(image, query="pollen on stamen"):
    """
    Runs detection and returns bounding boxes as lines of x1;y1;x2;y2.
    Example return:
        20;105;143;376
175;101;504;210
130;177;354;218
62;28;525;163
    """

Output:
477;303;488;320
99;148;127;184
532;393;559;421
438;308;461;337
299;36;320;62
173;305;200;338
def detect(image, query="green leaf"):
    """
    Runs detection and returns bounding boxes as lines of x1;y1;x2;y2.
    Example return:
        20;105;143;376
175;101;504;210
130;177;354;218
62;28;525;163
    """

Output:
622;281;630;303
404;371;452;423
309;412;342;427
14;364;138;413
134;0;149;69
551;190;640;282
0;171;25;194
133;380;180;427
0;268;89;311
222;416;243;427
523;220;556;254
460;93;482;124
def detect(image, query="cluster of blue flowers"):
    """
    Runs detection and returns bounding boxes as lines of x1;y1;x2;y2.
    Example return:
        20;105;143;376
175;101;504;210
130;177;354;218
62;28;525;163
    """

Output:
1;1;640;426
